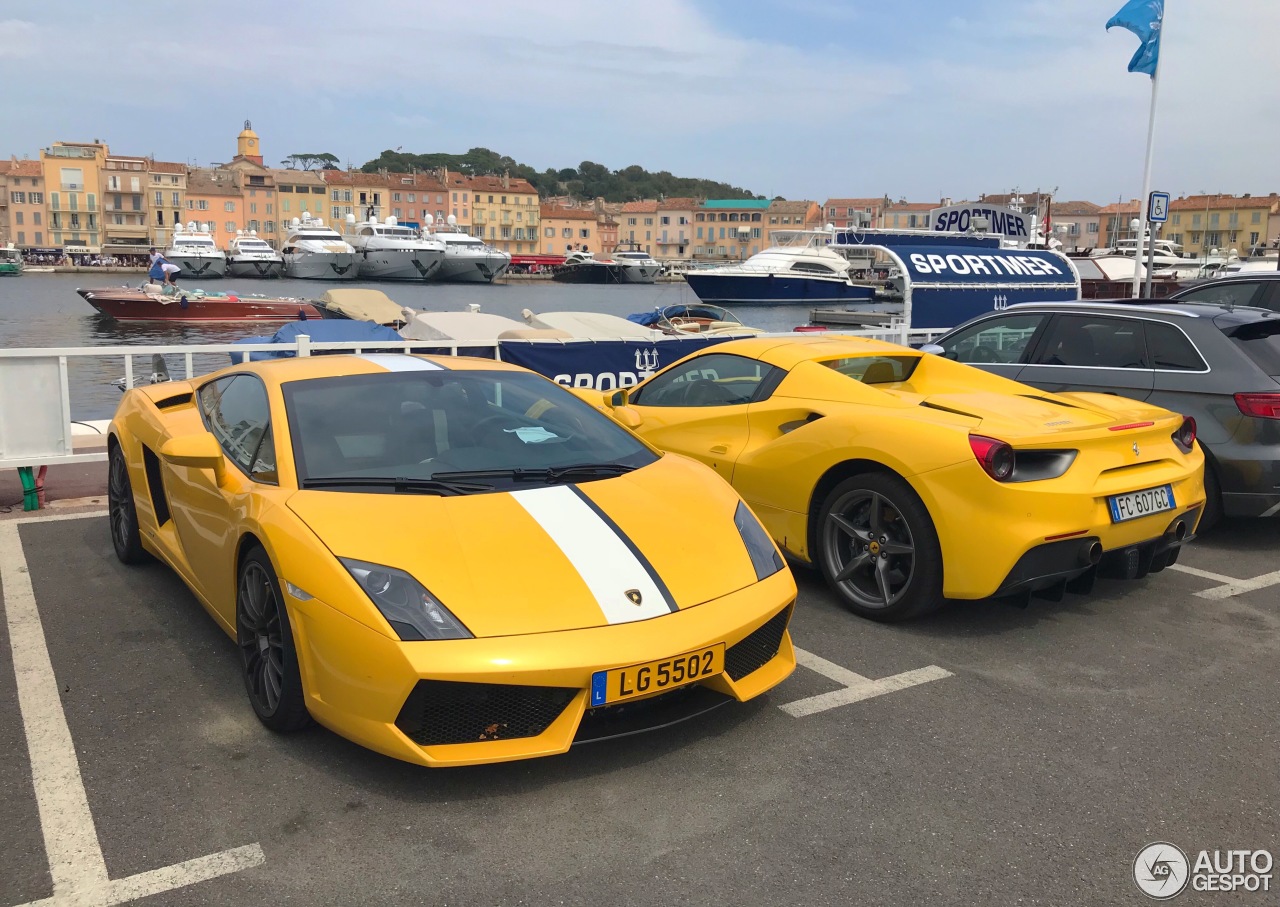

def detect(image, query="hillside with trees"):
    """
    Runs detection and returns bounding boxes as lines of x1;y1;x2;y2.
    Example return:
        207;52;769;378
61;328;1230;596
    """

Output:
359;147;761;202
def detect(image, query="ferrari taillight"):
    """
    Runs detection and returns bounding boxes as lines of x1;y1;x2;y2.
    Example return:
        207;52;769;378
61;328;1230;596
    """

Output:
969;434;1015;482
1172;416;1197;453
1234;393;1280;420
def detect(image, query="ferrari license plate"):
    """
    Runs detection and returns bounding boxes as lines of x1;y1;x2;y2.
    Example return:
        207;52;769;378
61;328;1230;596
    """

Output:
1108;484;1176;523
590;644;725;707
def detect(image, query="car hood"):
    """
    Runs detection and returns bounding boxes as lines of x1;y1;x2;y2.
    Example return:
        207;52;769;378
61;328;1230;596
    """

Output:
286;455;762;638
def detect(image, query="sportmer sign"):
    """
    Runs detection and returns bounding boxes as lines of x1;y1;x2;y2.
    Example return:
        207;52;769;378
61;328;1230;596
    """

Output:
929;203;1031;243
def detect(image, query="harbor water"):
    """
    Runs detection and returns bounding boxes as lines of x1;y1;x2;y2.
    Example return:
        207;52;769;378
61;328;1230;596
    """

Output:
0;274;818;420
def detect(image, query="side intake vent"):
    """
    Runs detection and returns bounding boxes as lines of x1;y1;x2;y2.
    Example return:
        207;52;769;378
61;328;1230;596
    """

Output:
155;393;193;410
141;445;171;525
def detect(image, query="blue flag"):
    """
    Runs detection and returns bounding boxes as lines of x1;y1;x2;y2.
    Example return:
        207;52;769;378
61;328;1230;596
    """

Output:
1106;0;1163;77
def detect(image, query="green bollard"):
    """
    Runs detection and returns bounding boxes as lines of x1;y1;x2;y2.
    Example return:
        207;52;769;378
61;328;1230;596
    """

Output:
18;466;39;511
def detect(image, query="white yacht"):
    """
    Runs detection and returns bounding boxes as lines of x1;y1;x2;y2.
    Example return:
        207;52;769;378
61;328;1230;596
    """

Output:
684;229;875;306
1093;237;1208;279
165;222;227;279
607;241;663;283
421;215;511;283
225;230;284;278
345;215;446;281
281;214;359;280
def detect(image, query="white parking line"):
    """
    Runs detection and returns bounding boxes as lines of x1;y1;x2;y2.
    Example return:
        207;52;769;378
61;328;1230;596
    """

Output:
1169;563;1280;600
781;647;953;718
1;513;264;907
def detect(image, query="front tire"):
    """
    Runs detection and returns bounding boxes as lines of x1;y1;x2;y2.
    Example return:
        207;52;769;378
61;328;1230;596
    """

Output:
236;547;311;732
816;472;943;621
107;443;148;565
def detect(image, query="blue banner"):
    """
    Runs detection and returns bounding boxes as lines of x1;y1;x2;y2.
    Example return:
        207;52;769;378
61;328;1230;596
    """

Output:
498;337;734;391
895;246;1078;287
911;286;1080;330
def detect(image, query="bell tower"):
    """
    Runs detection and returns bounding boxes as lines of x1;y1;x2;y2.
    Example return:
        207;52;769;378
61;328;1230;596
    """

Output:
236;119;262;164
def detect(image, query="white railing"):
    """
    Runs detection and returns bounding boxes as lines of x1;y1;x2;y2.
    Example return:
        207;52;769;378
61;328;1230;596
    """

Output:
0;338;496;470
0;328;927;471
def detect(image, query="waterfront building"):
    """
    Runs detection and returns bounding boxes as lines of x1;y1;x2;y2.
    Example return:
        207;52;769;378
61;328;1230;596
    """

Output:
596;210;618;252
274;168;328;233
437;169;474;233
619;201;659;253
1166;194;1280;257
40;140;108;255
1044;200;1102;252
823;198;886;230
882;201;937;231
540;203;599;255
0;158;47;250
1098;199;1143;248
385;172;449;230
185;168;246;251
654;197;698;261
695;199;770;259
466;173;540;254
148;161;187;248
100;153;152;260
766;199;823;246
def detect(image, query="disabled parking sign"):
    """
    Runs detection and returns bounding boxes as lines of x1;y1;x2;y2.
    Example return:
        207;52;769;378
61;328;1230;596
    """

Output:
1148;191;1170;223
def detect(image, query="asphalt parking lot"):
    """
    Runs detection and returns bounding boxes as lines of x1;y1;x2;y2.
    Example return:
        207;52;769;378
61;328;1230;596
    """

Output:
2;510;1278;906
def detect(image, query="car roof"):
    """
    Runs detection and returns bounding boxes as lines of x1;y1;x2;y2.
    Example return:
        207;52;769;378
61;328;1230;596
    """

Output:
999;299;1280;325
708;334;914;369
214;353;528;384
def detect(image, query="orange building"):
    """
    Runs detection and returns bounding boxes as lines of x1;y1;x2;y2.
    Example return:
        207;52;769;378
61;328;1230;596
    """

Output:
0;158;48;249
540;204;599;255
823;197;886;230
654;197;698;260
185;168;245;251
619;200;658;252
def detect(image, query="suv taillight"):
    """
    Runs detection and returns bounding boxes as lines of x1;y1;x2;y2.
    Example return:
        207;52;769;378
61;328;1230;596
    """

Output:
1172;416;1196;453
969;434;1015;481
1234;393;1280;420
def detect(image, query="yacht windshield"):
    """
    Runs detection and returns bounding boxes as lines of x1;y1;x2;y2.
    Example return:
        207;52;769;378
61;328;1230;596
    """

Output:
284;368;656;491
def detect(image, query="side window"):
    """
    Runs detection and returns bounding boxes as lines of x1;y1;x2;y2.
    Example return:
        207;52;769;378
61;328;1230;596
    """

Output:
1176;281;1264;308
1033;315;1147;369
938;314;1047;364
1145;321;1207;371
631;353;782;408
198;375;277;482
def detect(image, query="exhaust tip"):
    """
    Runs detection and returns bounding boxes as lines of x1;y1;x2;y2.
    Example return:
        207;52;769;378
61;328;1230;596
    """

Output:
1171;520;1187;542
1086;541;1103;566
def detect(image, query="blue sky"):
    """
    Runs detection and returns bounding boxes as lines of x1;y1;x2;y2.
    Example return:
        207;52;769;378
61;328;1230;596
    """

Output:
2;1;1277;205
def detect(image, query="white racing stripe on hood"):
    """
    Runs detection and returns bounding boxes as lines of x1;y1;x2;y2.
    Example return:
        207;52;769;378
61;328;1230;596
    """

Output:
356;354;444;371
511;485;674;624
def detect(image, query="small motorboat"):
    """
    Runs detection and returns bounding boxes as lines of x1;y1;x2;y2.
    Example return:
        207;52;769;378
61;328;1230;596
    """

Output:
627;303;764;336
77;285;326;322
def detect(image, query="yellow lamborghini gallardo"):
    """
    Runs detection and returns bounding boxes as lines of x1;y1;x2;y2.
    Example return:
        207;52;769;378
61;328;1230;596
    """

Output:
107;354;796;766
600;335;1206;621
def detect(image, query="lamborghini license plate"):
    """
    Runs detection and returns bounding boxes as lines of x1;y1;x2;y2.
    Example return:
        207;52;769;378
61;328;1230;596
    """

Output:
1108;484;1176;523
590;644;725;707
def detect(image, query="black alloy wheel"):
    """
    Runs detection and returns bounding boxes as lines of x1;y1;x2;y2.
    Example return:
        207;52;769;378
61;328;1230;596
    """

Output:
107;443;147;564
817;473;943;621
236;547;311;732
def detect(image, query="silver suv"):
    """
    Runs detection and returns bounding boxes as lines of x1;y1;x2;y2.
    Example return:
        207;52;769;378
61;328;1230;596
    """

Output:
928;300;1280;525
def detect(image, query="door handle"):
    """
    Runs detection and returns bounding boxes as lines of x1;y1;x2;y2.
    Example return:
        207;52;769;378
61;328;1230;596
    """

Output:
710;444;729;455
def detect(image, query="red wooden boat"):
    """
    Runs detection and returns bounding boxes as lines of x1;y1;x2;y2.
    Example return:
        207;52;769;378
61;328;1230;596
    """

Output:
77;287;329;322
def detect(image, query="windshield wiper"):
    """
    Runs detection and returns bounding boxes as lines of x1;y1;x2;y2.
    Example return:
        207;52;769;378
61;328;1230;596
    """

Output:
300;476;492;496
432;463;638;484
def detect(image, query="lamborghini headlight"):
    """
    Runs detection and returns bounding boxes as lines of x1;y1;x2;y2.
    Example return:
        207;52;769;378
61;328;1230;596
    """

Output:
339;558;472;641
734;501;784;581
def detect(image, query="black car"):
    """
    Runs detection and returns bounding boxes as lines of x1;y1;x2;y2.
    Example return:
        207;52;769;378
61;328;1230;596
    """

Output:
925;299;1280;524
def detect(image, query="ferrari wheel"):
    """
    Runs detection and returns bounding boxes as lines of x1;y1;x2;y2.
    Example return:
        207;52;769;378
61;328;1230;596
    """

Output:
236;547;311;732
817;473;943;621
107;443;148;565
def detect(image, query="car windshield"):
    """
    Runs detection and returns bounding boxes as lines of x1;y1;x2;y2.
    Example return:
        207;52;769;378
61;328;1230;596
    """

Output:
821;355;920;384
1225;319;1280;377
283;368;657;491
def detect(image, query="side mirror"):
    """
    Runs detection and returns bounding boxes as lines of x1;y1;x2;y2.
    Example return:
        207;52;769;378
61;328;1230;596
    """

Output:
609;389;628;407
160;432;226;484
919;343;946;356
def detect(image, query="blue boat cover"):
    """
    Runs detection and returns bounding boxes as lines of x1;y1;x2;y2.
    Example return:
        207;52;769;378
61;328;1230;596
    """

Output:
230;319;405;363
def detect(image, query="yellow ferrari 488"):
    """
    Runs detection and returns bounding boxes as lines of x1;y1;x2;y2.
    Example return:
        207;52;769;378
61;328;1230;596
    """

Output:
601;335;1205;621
108;354;796;766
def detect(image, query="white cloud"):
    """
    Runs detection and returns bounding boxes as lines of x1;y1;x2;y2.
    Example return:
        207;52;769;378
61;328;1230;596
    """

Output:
0;19;38;58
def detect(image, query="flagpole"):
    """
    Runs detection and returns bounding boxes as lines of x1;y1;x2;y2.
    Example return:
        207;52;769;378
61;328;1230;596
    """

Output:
1132;53;1163;297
